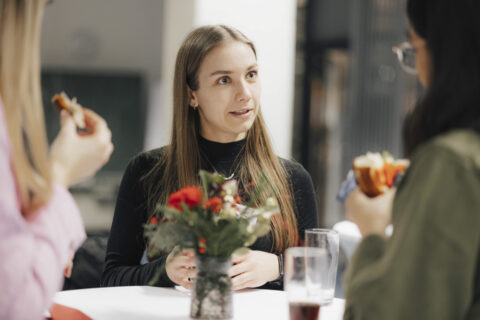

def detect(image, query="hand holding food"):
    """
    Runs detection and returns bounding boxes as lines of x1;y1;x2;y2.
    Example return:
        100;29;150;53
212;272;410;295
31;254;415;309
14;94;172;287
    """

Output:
345;188;396;237
50;92;113;187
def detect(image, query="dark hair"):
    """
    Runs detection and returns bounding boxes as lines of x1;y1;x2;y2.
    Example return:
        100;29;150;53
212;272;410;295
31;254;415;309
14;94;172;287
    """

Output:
403;0;480;155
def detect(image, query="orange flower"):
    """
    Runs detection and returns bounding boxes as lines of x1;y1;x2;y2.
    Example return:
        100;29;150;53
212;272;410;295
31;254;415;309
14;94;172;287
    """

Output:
234;196;242;204
205;197;222;213
168;186;202;211
150;217;158;225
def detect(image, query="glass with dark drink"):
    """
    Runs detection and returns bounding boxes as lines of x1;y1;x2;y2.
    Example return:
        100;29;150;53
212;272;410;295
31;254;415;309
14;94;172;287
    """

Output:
284;247;328;320
289;302;320;320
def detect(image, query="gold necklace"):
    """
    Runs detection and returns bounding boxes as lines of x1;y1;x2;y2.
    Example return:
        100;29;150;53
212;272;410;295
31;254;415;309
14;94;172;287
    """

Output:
200;149;241;180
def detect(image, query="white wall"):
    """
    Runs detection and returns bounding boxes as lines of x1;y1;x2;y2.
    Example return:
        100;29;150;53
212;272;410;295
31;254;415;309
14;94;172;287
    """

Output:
159;0;297;158
149;0;195;150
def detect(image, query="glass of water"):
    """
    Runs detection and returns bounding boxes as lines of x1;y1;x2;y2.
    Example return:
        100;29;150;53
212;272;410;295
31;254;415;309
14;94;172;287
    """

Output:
304;228;339;304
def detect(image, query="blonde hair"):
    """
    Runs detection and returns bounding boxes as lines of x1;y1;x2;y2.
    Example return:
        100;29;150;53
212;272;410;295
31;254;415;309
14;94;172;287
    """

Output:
0;0;52;217
144;25;298;252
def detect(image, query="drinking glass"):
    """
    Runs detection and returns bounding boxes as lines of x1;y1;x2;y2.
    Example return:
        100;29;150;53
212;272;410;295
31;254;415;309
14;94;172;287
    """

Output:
284;247;328;320
304;228;339;304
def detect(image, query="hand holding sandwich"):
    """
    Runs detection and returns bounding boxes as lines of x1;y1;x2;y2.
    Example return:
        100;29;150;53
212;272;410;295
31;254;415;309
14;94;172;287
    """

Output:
50;107;113;188
342;151;409;237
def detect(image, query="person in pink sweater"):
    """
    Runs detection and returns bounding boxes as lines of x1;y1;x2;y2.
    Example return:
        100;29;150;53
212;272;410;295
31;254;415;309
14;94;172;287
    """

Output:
0;1;113;319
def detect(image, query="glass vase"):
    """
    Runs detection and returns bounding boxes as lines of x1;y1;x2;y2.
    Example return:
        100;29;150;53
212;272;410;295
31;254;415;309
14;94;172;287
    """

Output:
190;255;233;319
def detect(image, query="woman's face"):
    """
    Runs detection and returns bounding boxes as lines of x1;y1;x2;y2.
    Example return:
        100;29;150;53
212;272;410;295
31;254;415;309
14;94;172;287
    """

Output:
190;40;260;143
409;27;431;87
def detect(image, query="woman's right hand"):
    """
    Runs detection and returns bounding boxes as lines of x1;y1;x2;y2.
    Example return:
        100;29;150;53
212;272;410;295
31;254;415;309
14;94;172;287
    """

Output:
166;248;197;289
50;109;114;188
345;188;395;237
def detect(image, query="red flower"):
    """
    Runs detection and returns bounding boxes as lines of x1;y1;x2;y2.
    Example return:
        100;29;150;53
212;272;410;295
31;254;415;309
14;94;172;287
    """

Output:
234;196;241;204
198;237;206;254
205;197;222;213
168;186;202;211
150;217;158;225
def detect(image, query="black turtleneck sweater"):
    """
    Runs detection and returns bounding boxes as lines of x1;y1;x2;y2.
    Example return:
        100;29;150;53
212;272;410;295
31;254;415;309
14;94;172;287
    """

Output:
101;137;318;289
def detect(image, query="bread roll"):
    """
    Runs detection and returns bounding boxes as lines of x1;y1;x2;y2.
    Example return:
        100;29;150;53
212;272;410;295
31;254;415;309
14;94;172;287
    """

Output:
353;152;408;197
51;92;86;129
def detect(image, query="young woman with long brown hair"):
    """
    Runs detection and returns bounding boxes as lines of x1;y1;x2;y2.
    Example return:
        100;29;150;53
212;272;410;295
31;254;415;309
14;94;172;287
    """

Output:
102;25;318;290
0;0;113;318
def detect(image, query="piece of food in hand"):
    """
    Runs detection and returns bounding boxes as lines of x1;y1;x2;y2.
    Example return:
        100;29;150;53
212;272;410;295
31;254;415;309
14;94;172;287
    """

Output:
353;152;408;197
51;92;86;129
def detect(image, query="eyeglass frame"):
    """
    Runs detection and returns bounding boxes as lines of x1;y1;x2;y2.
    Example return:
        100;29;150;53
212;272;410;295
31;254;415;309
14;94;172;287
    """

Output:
392;41;418;75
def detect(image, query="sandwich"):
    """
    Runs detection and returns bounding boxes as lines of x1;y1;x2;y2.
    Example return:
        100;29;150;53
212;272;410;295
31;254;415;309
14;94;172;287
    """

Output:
51;92;86;129
352;152;408;197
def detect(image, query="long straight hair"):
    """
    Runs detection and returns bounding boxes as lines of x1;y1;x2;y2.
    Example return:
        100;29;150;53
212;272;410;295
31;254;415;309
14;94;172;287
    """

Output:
404;0;480;155
0;0;52;217
144;25;298;252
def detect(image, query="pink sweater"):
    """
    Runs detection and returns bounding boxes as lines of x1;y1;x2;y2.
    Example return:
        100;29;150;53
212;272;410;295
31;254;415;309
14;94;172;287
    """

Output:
0;101;86;320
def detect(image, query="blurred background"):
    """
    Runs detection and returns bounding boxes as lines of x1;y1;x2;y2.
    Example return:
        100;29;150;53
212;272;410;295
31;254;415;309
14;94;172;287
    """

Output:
40;0;419;233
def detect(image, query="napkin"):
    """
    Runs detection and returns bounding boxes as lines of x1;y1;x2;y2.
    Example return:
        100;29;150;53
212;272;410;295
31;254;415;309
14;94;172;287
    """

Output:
336;170;357;203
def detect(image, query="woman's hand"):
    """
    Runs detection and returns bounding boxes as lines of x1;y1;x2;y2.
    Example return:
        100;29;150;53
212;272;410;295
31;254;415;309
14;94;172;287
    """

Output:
50;109;114;188
228;249;279;291
345;188;396;237
165;248;197;289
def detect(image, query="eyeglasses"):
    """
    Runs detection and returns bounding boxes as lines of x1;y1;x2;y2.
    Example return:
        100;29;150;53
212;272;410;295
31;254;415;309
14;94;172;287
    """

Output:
392;42;417;75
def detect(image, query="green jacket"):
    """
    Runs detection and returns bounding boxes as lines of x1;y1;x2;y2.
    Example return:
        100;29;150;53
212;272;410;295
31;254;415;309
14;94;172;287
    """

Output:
344;129;480;320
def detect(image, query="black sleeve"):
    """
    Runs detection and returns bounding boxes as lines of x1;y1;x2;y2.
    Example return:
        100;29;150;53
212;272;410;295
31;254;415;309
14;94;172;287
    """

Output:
288;161;319;240
100;152;174;287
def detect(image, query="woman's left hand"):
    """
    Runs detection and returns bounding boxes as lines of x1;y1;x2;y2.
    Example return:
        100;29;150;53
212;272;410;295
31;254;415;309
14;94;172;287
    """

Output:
345;188;396;237
228;250;279;290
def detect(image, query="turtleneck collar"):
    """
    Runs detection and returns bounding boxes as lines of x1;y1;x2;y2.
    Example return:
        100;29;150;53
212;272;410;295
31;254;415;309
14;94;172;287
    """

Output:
198;135;245;161
198;135;245;174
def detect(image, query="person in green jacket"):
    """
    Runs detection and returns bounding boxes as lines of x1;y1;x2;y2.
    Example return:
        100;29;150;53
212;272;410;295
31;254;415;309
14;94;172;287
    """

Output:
343;0;480;319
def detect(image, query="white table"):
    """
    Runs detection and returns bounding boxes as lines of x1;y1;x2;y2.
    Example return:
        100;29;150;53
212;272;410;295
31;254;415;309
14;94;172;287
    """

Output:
52;286;345;320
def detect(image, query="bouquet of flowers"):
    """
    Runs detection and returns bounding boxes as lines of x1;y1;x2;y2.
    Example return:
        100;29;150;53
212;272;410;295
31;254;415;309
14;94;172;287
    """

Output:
144;170;279;319
144;170;279;261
